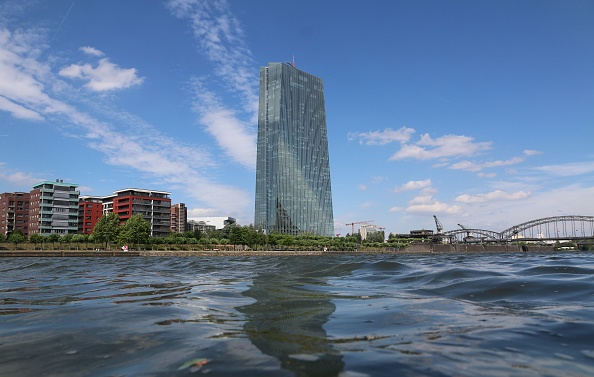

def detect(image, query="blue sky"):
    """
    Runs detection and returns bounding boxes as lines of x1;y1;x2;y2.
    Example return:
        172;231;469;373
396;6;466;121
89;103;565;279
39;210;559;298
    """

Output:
1;0;593;236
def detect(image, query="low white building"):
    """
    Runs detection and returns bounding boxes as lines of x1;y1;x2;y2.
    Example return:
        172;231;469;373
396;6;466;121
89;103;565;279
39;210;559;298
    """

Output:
188;216;236;230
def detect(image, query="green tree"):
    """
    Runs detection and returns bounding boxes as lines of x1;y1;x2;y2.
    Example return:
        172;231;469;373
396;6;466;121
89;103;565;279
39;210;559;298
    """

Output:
365;231;385;244
71;234;89;250
118;214;150;249
246;227;266;250
229;225;246;246
29;233;45;250
92;213;121;249
60;234;74;250
8;231;25;249
47;234;61;250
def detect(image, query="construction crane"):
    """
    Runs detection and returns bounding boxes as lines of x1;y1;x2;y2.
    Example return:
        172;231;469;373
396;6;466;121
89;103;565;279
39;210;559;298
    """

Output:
346;220;374;235
433;215;443;235
458;224;471;238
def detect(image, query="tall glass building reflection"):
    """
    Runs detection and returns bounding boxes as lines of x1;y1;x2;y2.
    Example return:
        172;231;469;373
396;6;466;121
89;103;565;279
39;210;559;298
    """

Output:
255;62;334;236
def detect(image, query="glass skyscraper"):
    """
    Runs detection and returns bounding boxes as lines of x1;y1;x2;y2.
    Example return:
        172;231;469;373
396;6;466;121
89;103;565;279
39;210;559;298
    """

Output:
255;62;334;237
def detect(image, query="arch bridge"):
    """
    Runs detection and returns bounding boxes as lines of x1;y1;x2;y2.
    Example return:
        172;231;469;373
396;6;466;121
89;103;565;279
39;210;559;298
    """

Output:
441;215;594;243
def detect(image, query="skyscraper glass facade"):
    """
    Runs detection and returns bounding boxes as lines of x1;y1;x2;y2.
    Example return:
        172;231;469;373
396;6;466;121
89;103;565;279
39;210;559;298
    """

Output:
255;63;334;236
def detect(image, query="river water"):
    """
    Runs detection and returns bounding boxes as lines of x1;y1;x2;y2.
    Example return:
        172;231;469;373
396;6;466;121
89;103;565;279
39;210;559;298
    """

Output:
1;252;593;376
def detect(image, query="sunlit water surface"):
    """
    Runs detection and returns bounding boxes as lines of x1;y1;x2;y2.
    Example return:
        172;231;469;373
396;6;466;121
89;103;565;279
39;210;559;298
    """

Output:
1;252;594;376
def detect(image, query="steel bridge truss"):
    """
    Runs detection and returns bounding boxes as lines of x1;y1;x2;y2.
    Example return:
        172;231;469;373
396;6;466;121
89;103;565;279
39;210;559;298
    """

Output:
443;215;594;243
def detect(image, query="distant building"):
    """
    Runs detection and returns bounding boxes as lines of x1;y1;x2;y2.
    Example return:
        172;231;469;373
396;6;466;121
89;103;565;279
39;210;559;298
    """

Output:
254;62;334;236
0;192;30;237
170;203;187;234
186;220;216;233
111;188;171;237
189;216;236;230
78;196;105;234
360;224;377;241
29;179;79;235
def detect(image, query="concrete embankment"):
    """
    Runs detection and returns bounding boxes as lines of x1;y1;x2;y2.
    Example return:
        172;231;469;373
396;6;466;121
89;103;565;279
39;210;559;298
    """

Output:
0;244;557;257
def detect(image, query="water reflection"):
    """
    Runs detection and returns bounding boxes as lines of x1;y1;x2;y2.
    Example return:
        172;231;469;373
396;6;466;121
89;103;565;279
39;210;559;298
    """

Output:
238;259;346;376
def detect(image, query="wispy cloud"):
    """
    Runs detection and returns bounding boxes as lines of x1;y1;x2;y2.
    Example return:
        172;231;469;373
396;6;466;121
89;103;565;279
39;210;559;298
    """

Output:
449;156;524;172
190;78;256;169
390;133;492;161
0;163;42;187
448;150;540;173
406;201;464;215
0;95;43;120
455;190;530;203
0;23;251;218
395;179;432;192
348;126;415;145
167;0;258;169
534;161;594;177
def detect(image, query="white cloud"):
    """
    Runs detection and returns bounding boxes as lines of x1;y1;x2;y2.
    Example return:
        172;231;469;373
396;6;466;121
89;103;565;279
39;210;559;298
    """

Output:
191;79;256;169
455;190;530;203
478;172;497;178
390;133;492;161
403;186;465;215
167;0;258;169
449;156;524;172
0;163;42;187
0;95;43;120
79;46;104;57
523;149;542;156
406;201;464;215
0;24;252;219
0;28;57;117
534;161;594;177
389;206;403;213
395;179;432;192
358;184;367;191
59;57;144;91
188;208;221;218
167;0;257;113
348;126;415;145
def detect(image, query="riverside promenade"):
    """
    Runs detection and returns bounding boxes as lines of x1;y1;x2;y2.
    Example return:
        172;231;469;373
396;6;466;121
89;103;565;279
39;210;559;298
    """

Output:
0;243;557;257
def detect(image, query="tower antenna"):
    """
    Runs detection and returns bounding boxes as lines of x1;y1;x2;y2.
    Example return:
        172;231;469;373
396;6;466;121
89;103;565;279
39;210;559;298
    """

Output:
292;54;296;67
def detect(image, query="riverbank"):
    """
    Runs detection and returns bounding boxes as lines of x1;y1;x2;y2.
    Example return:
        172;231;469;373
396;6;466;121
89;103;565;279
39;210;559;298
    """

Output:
0;243;563;257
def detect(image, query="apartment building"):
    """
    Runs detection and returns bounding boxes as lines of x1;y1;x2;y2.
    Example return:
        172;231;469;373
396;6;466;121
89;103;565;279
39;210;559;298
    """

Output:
170;203;187;234
112;188;171;237
29;180;80;235
78;196;105;234
0;192;30;237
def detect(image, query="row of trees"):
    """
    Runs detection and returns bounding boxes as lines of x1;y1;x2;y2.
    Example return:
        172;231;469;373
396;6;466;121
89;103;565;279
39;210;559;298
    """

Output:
2;214;418;251
6;220;586;251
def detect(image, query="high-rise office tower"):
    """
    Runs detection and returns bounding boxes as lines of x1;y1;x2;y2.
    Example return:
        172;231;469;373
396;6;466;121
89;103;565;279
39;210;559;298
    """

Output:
255;62;334;236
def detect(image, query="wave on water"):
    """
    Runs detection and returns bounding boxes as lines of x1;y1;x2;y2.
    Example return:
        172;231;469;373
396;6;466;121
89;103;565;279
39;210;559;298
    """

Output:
0;253;593;376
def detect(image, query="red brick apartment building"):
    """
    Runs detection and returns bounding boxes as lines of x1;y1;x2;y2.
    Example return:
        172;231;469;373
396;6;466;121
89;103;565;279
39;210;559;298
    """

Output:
170;203;187;234
112;189;171;237
3;184;177;238
78;196;104;234
0;192;30;237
